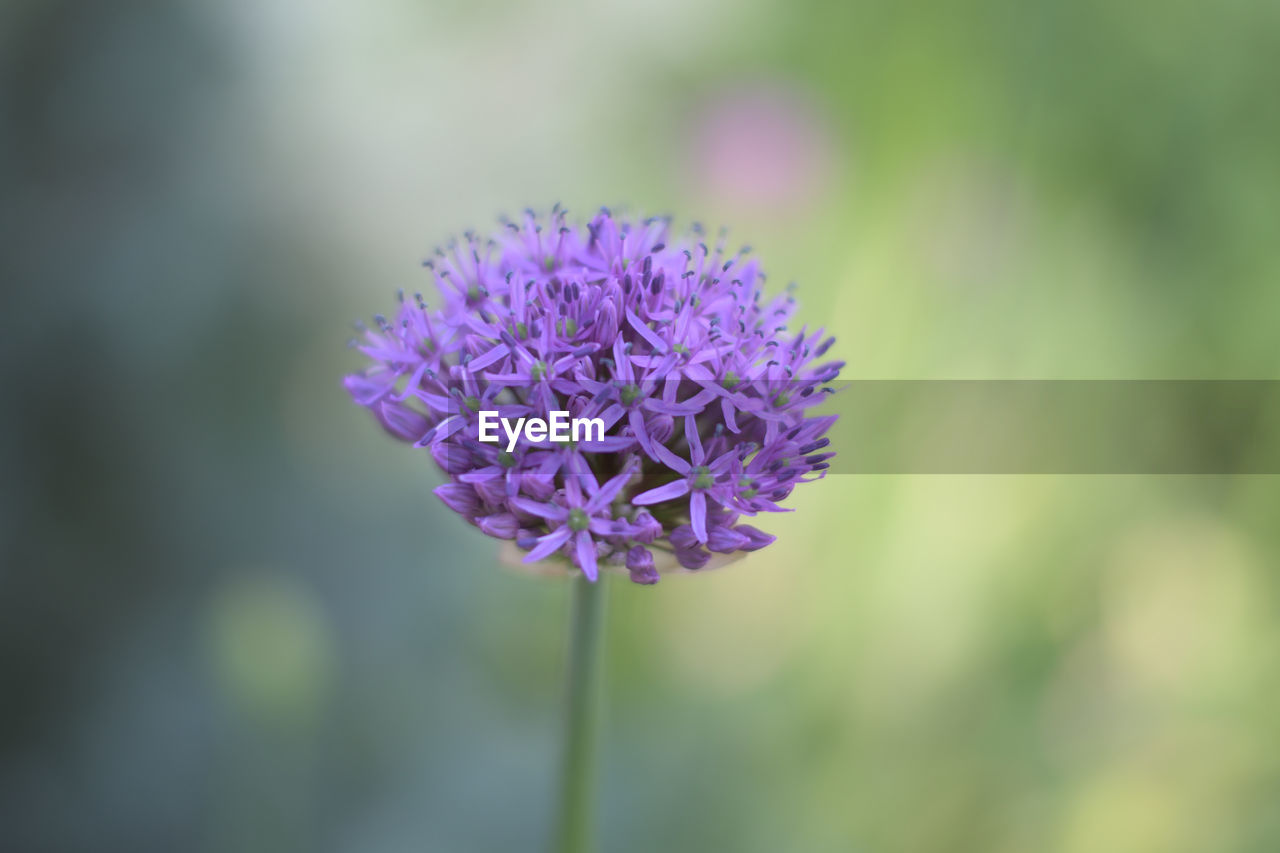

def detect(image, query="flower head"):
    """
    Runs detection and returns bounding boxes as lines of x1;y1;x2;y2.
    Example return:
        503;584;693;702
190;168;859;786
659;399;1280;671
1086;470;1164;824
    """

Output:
345;206;841;583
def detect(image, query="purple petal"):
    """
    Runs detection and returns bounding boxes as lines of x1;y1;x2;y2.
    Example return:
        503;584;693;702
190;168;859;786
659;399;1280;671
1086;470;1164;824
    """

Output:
459;467;502;483
721;397;739;433
643;397;704;416
586;461;637;512
684;414;704;465
652;442;691;475
707;525;749;553
630;407;658;460
625;307;669;353
574;530;598;581
414;415;464;448
588;517;626;536
344;373;395;406
690;491;707;543
683;363;713;381
524;527;572;562
510;496;565;520
466;342;510;371
483;371;530;384
631;479;691;505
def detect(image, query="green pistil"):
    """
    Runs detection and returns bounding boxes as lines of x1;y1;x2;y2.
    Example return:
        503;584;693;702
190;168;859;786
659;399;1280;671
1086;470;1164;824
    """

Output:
774;391;791;407
620;384;641;405
498;451;517;468
463;395;482;412
531;360;548;381
568;508;590;532
692;466;715;490
559;317;579;337
673;344;690;357
467;284;483;303
738;476;756;498
544;255;556;271
516;321;528;339
723;372;740;391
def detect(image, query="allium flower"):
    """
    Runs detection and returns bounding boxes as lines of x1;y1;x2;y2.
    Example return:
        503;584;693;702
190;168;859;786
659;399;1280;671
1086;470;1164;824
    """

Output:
345;206;841;584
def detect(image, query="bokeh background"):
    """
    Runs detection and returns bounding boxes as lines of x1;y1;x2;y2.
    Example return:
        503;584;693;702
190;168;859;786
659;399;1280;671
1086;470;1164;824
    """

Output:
3;0;1280;851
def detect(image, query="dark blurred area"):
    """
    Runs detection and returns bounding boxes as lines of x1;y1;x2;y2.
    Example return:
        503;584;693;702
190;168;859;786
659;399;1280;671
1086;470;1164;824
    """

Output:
3;1;1279;851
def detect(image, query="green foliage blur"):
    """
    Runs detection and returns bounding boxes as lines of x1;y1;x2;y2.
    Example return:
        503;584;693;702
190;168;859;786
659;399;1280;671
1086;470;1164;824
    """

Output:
3;0;1278;851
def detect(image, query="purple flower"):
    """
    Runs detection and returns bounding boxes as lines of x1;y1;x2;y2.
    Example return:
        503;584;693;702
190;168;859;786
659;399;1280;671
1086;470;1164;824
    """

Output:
509;463;637;581
346;206;841;584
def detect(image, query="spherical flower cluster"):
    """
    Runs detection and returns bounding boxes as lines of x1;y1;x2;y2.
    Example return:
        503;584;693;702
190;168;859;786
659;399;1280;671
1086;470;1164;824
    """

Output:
345;207;841;584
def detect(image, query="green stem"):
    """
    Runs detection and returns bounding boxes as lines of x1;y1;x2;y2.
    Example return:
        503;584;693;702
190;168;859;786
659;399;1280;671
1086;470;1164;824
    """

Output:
553;573;606;853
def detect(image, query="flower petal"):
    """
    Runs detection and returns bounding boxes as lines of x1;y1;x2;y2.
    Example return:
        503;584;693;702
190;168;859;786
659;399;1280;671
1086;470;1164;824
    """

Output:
586;460;638;512
464;342;509;372
690;491;707;543
685;412;704;464
652;441;691;475
574;530;598;581
632;479;691;505
524;526;572;562
625;307;668;353
510;496;565;520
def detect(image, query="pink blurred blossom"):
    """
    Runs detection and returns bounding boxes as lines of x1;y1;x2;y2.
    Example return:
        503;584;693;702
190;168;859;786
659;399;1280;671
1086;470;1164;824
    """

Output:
688;83;838;212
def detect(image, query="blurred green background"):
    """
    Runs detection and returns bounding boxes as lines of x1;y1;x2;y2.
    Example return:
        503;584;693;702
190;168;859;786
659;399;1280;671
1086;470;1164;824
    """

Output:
3;0;1279;851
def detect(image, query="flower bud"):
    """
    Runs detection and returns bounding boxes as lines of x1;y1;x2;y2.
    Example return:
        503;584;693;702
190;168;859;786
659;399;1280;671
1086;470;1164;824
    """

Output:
646;413;674;445
630;509;662;544
595;301;619;343
477;512;519;539
375;401;430;443
521;471;557;500
471;475;509;508
626;546;659;585
431;439;472;474
707;525;749;553
735;524;776;551
669;524;699;552
675;545;710;570
434;483;478;516
344;373;390;406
